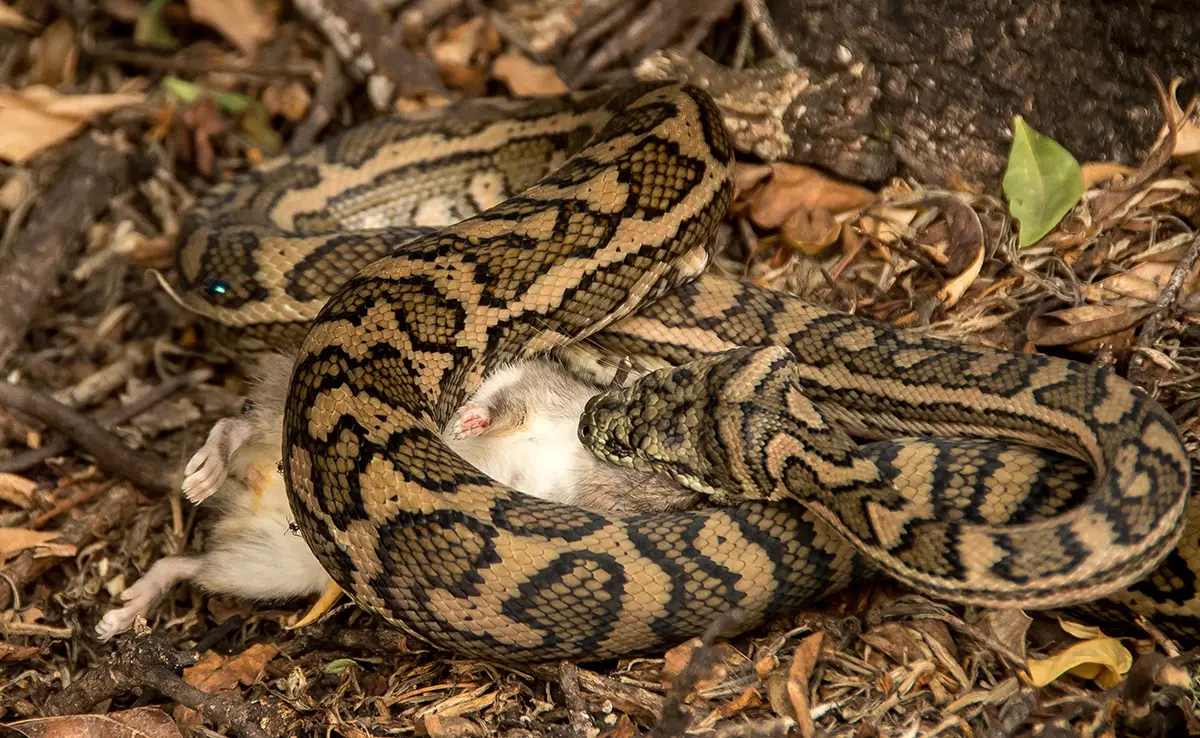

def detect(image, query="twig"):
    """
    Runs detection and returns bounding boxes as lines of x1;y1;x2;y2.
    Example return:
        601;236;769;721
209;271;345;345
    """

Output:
0;137;130;367
290;48;351;152
83;42;318;81
1128;231;1200;386
557;661;595;738
43;632;297;738
0;381;174;495
293;0;445;110
740;0;798;68
0;368;212;475
0;482;140;611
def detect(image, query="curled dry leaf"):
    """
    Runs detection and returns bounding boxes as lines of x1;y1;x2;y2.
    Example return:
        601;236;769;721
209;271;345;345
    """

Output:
742;163;875;230
416;715;487;738
3;707;183;738
492;53;568;97
937;242;984;308
1161;78;1200;159
1027;636;1133;688
432;18;500;90
0;642;41;662
786;632;825;738
182;643;279;693
977;610;1032;660
186;0;277;56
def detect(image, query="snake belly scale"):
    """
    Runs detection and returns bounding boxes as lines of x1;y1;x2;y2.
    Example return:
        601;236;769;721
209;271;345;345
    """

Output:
176;83;1195;662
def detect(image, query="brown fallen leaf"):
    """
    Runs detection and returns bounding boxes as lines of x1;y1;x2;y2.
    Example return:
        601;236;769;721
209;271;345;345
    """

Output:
183;642;279;692
0;527;60;559
492;53;567;97
4;707;182;738
1026;305;1154;352
1087;259;1196;306
0;642;40;662
602;714;638;738
660;636;730;691
719;686;763;718
742;163;875;229
780;207;841;256
262;81;311;122
432;17;499;90
977;609;1032;661
787;632;825;738
937;241;984;309
31;18;78;88
186;0;277;55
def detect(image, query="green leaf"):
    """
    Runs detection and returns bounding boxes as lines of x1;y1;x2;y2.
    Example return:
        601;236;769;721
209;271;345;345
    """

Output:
1002;116;1084;248
323;658;360;674
134;0;178;50
162;76;252;114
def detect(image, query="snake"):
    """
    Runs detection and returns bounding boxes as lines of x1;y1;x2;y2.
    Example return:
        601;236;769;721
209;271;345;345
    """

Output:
174;82;1196;663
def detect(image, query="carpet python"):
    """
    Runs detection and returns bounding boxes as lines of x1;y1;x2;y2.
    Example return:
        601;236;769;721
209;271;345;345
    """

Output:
176;82;1195;662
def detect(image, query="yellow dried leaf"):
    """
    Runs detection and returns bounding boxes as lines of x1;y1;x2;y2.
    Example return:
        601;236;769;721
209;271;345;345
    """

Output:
1057;619;1108;640
787;632;824;738
492;53;567;97
1028;636;1132;688
780;207;841;256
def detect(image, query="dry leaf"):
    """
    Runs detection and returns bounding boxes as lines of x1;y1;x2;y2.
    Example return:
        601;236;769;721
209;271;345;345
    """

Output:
492;53;567;97
1088;260;1195;306
0;472;37;508
432;18;497;90
1028;636;1132;688
603;714;638;738
32;18;78;88
1027;305;1153;351
857;205;920;244
1163;79;1200;158
660;637;728;691
780;207;841;256
183;643;279;692
0;642;40;662
720;686;762;718
4;707;182;738
744;163;875;229
1081;162;1135;188
937;241;984;308
0;87;145;163
0;527;60;558
787;632;825;738
416;715;486;738
977;610;1031;660
262;81;311;122
0;1;35;31
186;0;276;55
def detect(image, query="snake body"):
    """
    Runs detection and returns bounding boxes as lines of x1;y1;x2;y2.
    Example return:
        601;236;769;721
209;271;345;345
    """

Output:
176;83;1196;662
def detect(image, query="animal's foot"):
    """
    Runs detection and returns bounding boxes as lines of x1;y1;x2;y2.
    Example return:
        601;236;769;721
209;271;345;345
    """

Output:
95;556;203;641
182;417;252;504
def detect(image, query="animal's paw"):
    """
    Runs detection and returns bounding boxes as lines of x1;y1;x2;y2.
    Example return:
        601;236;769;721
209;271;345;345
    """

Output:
182;417;252;504
95;576;163;640
447;405;491;440
96;556;202;641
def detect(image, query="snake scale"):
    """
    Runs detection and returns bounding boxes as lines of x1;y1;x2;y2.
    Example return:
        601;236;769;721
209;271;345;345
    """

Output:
176;83;1196;663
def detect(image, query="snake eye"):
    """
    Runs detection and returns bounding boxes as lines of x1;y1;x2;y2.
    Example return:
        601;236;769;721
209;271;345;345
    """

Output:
241;399;255;414
204;278;231;297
